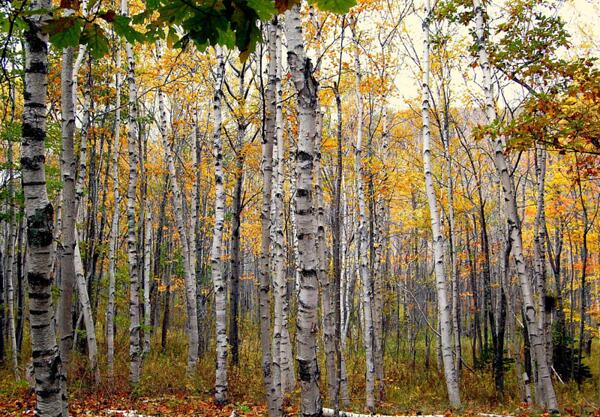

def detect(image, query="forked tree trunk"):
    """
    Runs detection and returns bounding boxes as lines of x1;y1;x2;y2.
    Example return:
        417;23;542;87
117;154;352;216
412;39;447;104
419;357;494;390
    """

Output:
421;0;461;406
22;1;65;413
285;5;322;416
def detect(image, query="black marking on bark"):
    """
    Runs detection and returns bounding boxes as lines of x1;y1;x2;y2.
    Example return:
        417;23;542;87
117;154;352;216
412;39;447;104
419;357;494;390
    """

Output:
35;387;61;399
22;124;46;143
28;272;52;287
27;61;48;74
25;25;47;54
298;359;312;382
32;348;55;359
28;291;51;299
297;151;313;162
27;203;54;247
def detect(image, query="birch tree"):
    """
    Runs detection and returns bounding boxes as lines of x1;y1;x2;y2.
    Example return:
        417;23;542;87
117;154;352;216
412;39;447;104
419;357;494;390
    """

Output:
122;0;142;385
21;0;65;414
421;0;461;406
106;43;122;377
285;5;322;416
210;46;228;404
352;19;376;412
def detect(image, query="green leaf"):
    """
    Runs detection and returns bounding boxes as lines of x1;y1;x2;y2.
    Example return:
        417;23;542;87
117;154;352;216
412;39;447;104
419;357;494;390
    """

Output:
247;0;276;20
44;16;82;49
113;15;146;44
314;0;355;14
80;23;109;58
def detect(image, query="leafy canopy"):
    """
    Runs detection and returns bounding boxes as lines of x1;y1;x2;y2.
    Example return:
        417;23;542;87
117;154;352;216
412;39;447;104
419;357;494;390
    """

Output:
1;0;356;60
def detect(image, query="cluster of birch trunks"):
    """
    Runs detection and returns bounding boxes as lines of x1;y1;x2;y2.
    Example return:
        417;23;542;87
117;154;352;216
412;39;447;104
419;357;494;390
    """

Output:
1;1;598;417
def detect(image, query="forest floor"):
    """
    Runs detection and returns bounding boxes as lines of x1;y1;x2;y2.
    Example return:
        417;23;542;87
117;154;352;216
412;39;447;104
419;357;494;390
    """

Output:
1;333;598;417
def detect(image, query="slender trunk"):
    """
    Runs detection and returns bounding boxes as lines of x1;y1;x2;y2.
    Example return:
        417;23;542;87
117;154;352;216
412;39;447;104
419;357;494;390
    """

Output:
422;1;461;406
533;146;550;369
22;1;65;413
229;63;246;367
123;0;141;385
285;6;322;415
143;203;152;354
261;21;279;417
106;44;122;376
58;44;76;395
352;21;376;412
6;142;19;378
74;230;99;384
211;47;228;404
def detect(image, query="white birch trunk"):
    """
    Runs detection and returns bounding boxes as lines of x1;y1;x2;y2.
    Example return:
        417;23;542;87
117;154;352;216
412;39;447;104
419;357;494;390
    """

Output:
271;15;295;402
106;44;122;377
284;6;322;416
275;18;295;394
122;0;141;385
210;47;228;404
421;0;461;406
22;1;65;413
352;22;376;412
261;22;279;417
58;45;76;395
6;142;19;378
143;203;152;354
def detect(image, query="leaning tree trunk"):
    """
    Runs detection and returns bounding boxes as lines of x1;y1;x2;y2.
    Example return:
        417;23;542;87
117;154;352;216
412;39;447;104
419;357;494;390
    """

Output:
22;1;65;414
73;230;99;383
421;0;461;406
352;20;376;412
473;0;557;410
210;46;228;404
122;0;141;385
285;6;323;416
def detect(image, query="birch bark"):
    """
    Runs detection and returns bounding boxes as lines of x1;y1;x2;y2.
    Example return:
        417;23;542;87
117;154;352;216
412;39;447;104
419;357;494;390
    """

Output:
22;1;65;413
122;0;141;385
421;0;461;406
210;47;228;403
285;6;322;415
352;21;376;412
106;44;122;377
